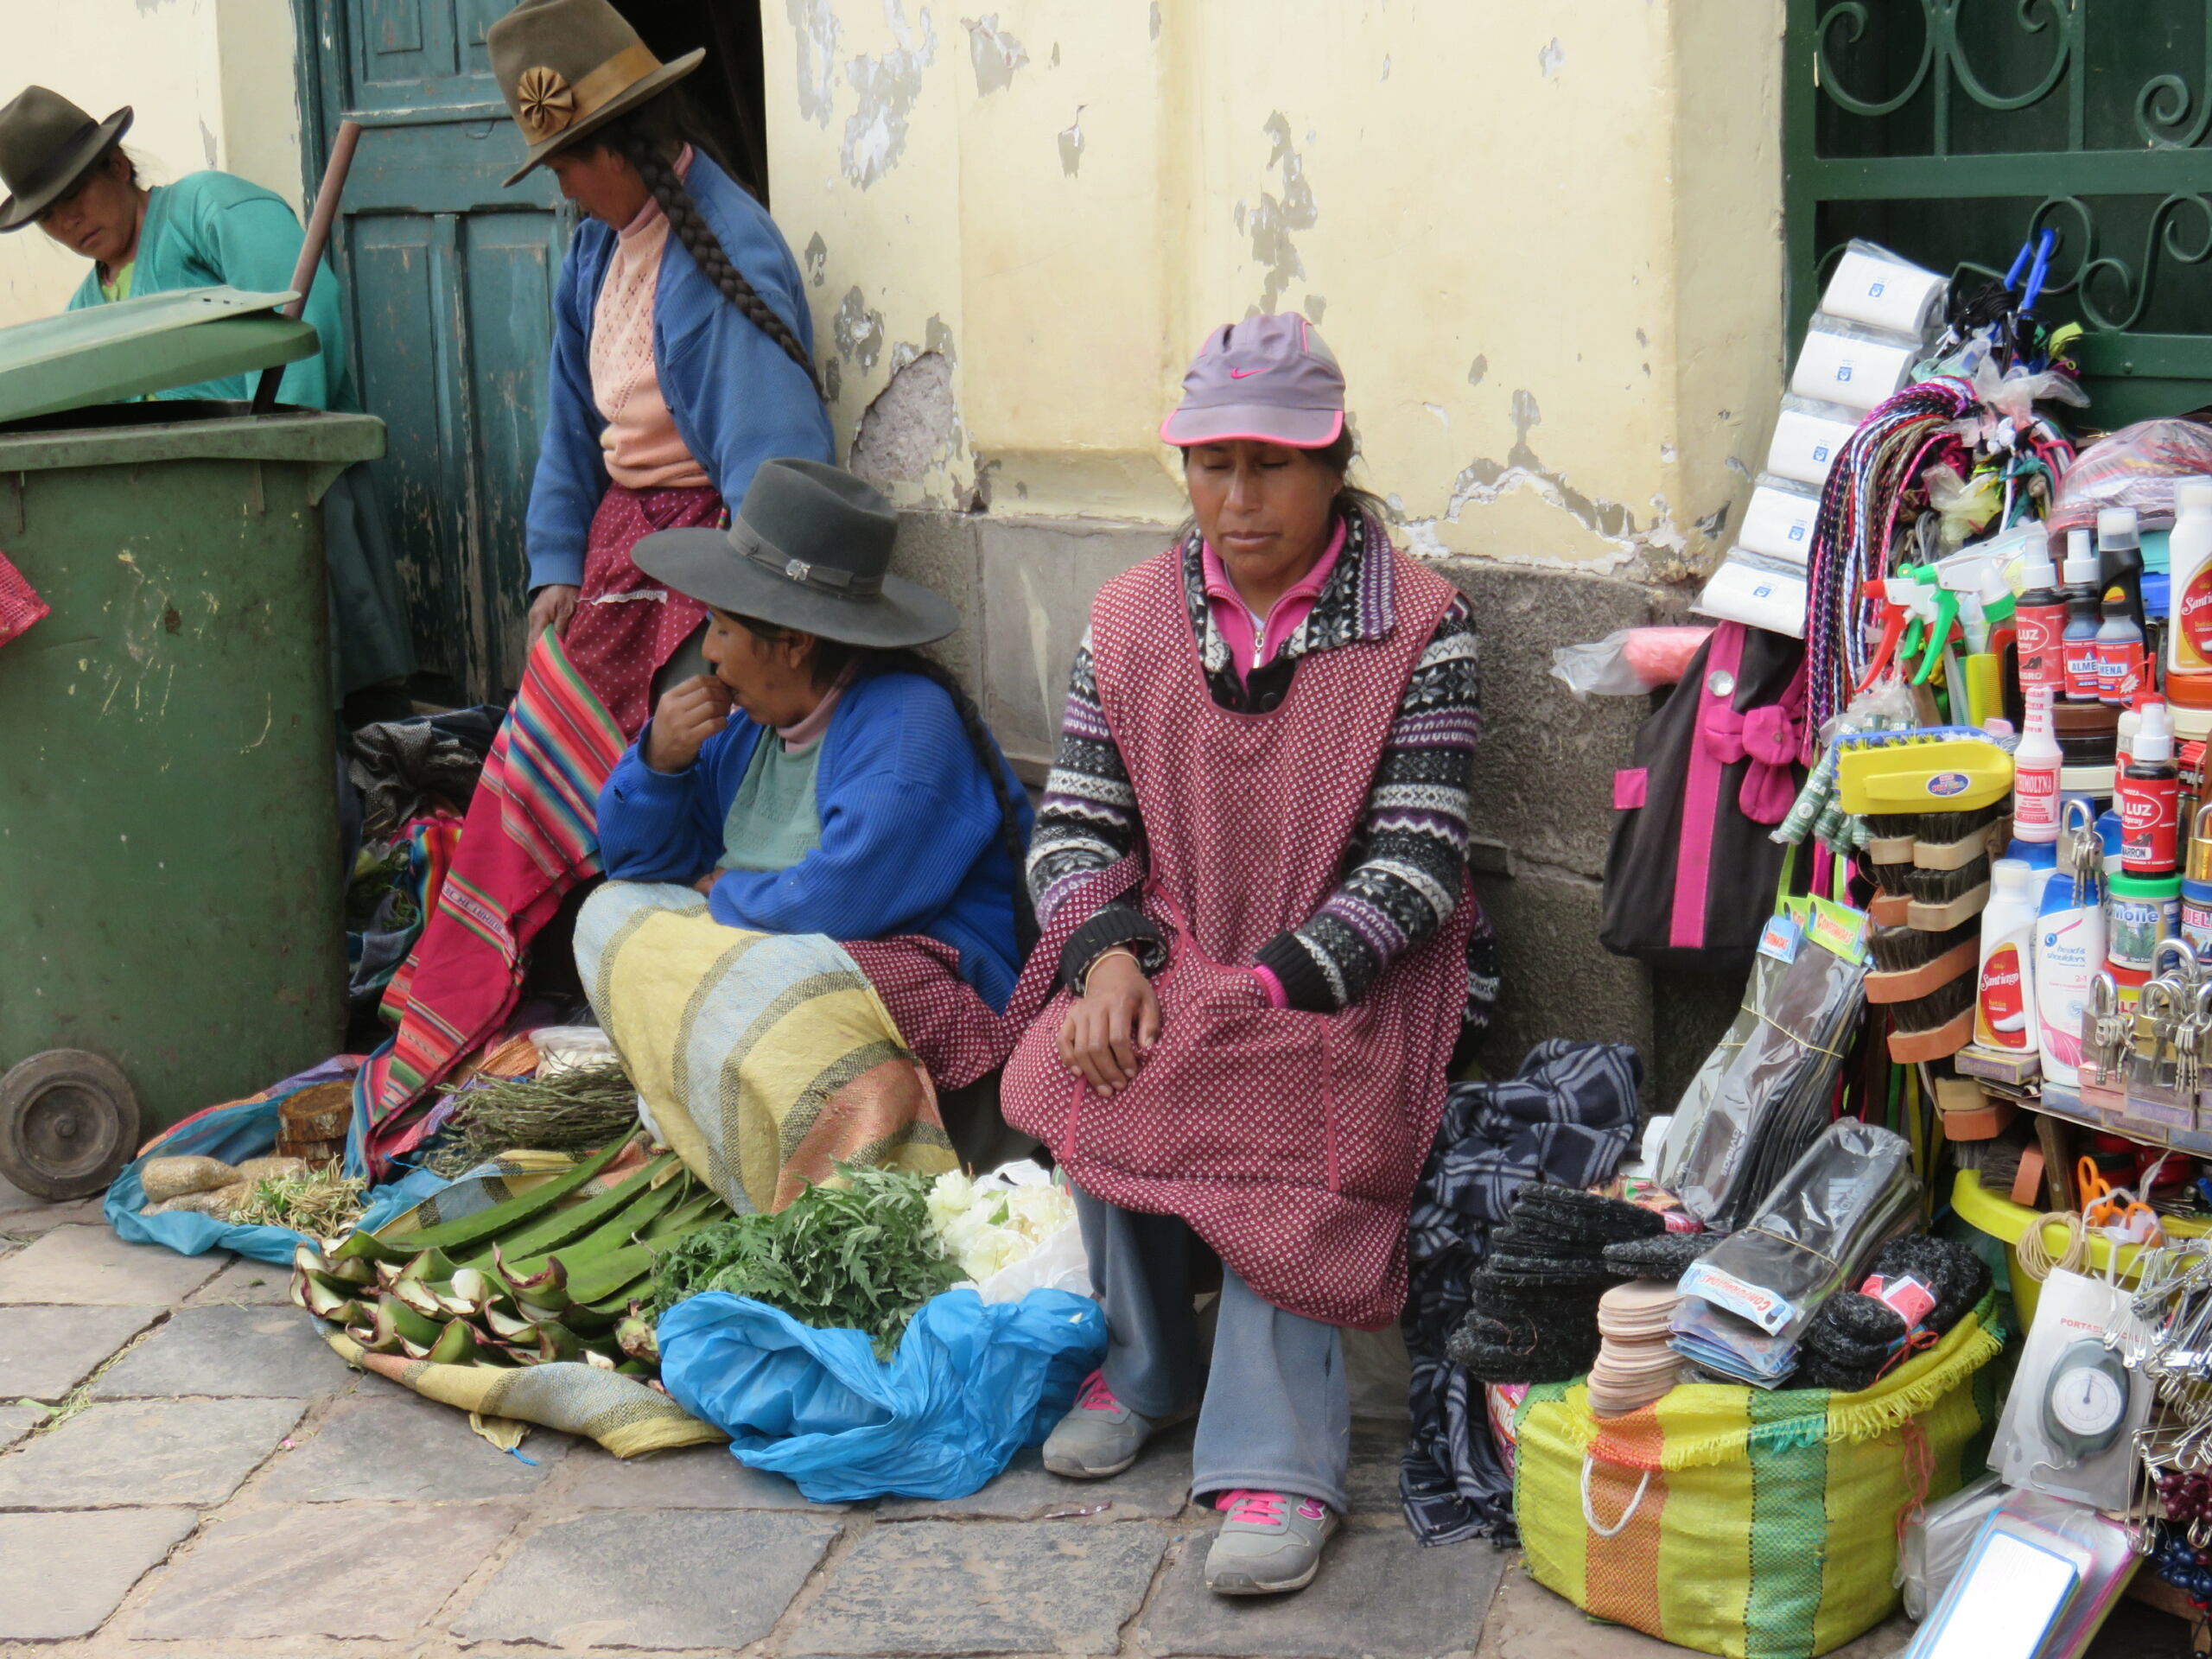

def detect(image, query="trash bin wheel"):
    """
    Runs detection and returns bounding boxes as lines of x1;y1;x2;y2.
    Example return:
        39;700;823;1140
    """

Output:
0;1049;142;1201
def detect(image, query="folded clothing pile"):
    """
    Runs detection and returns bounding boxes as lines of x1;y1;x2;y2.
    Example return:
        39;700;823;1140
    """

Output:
1448;1185;1666;1383
1670;1120;1922;1387
1796;1235;1991;1393
1587;1280;1685;1415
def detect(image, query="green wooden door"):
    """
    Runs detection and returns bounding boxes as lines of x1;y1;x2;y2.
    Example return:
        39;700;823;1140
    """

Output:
1786;1;2212;429
298;0;569;699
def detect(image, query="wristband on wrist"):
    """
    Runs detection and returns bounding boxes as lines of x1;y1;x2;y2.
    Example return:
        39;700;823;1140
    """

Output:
1077;945;1141;995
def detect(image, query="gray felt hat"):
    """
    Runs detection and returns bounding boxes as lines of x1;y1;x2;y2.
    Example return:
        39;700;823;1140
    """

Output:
0;87;132;232
633;458;959;650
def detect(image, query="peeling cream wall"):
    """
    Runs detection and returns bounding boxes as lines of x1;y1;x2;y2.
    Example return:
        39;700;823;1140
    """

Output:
766;0;1786;576
0;0;302;331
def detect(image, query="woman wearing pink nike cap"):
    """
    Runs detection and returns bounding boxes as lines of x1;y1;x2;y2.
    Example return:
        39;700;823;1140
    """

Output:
1001;313;1496;1595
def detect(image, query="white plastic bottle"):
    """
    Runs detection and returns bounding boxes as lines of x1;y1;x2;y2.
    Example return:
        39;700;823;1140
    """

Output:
2012;684;2063;842
1974;858;2042;1055
2035;812;2107;1089
2170;478;2212;681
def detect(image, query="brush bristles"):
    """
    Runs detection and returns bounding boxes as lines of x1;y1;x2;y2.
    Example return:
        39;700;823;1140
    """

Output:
1870;859;1917;895
1906;856;1990;901
1867;918;1979;972
1888;971;1975;1033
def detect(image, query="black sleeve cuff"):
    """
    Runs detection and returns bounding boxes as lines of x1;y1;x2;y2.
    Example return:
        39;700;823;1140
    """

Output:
1256;931;1340;1013
1058;905;1168;991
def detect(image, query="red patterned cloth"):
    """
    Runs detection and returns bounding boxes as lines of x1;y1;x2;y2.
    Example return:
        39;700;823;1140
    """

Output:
843;935;1022;1091
562;485;721;734
1001;539;1475;1330
0;549;48;649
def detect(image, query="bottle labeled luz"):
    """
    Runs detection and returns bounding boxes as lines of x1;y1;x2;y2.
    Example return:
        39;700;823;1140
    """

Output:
2016;540;2067;694
2120;701;2181;874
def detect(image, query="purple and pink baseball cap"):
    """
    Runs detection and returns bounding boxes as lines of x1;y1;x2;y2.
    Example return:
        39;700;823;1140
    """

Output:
1160;313;1345;449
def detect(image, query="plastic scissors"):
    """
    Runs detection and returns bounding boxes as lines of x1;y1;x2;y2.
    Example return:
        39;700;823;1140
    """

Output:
2079;1156;2162;1239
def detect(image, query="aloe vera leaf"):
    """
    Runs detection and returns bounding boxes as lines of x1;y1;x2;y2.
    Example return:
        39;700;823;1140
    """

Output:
379;1294;446;1349
615;1313;659;1364
392;1280;448;1320
321;1250;377;1286
361;1135;635;1254
639;1189;728;1242
394;1247;459;1287
559;1299;621;1335
448;1267;498;1312
584;1349;618;1370
299;1276;362;1324
293;1242;330;1277
484;1305;539;1343
535;1323;582;1363
466;1153;677;1265
334;1229;420;1267
492;1248;570;1312
568;1244;655;1306
352;1307;404;1354
486;1179;687;1286
614;1357;653;1377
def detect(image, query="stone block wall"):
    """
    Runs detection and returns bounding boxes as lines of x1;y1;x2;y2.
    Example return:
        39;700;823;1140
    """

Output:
894;509;1746;1107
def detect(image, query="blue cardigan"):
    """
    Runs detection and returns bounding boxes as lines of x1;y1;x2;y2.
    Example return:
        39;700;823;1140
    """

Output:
596;671;1034;1010
526;156;835;591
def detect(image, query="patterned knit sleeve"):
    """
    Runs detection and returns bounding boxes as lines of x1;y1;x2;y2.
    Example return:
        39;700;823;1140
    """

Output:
1255;594;1480;1010
1026;628;1170;986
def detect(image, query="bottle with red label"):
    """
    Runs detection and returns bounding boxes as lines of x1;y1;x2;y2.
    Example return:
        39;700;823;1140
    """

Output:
2120;699;2181;874
2169;478;2212;707
2095;584;2147;706
2015;539;2067;695
2061;529;2104;702
2012;684;2063;842
1974;858;2040;1052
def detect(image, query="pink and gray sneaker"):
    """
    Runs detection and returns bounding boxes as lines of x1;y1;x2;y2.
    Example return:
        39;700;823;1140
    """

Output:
1204;1489;1339;1595
1041;1370;1192;1479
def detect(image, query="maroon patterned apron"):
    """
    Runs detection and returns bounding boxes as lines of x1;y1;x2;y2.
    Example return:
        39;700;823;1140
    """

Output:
1001;542;1475;1329
561;484;720;736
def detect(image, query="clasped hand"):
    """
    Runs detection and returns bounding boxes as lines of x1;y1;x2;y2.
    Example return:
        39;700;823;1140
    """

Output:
1056;952;1162;1097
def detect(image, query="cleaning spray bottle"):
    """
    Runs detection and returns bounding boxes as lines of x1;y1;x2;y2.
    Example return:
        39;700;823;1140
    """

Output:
2016;537;2068;696
1975;858;2041;1054
2037;799;2108;1088
2120;700;2181;874
2012;684;2063;843
2168;479;2212;708
2063;529;2105;703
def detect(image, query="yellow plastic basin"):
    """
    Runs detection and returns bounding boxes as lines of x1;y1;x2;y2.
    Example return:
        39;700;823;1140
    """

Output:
1951;1166;2209;1330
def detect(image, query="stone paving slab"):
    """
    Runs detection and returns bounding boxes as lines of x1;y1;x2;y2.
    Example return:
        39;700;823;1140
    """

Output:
0;1395;304;1508
452;1509;842;1649
879;1427;1194;1522
0;1193;105;1236
0;1507;200;1639
1345;1424;1413;1515
789;1518;1170;1656
553;1441;848;1510
0;1303;161;1400
1469;1567;1911;1657
1138;1518;1502;1658
92;1303;357;1399
256;1389;568;1502
132;1501;522;1641
187;1254;293;1305
0;1405;44;1447
0;1225;225;1305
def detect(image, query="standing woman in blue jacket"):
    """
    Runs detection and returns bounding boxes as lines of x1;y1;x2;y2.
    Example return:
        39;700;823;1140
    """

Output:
359;0;836;1158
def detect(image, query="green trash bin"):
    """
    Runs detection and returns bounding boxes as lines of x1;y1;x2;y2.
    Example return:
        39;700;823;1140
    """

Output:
0;287;385;1197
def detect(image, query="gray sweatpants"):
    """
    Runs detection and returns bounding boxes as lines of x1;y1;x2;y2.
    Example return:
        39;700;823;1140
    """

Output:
1072;1181;1351;1513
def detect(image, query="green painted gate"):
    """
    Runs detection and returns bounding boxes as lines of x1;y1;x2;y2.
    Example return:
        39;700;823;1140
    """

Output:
296;0;569;702
1785;0;2212;428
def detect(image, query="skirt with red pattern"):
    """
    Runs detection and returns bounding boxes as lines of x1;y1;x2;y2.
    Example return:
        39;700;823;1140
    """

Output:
562;485;723;735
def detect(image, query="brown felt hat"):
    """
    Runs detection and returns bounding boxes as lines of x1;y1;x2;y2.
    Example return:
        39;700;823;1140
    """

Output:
486;0;702;187
0;86;132;232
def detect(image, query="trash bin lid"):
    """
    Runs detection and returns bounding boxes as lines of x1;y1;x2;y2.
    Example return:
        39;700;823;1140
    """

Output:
0;285;320;425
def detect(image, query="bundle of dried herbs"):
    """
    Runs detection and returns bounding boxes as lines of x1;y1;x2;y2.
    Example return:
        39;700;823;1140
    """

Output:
425;1062;640;1177
230;1160;368;1232
644;1165;963;1357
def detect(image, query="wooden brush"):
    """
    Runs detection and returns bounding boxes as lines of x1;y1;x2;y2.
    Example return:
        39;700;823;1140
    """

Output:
1866;918;1979;1003
1885;974;1975;1063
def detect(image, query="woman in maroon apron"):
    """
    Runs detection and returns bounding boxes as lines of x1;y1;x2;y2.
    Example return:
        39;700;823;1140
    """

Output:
1002;315;1496;1596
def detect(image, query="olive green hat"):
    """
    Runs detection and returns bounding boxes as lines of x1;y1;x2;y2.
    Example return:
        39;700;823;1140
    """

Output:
486;0;702;187
0;86;132;232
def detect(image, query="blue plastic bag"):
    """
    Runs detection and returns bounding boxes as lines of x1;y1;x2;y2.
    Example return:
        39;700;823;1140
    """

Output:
657;1287;1108;1503
104;1060;441;1266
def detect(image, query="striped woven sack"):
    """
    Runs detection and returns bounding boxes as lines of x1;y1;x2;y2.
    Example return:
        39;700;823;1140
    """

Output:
1512;1295;2003;1659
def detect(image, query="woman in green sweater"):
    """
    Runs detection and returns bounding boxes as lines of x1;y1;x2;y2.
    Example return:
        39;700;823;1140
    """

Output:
0;85;412;697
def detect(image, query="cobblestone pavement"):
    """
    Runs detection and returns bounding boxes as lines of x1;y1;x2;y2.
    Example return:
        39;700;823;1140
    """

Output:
0;1200;2185;1658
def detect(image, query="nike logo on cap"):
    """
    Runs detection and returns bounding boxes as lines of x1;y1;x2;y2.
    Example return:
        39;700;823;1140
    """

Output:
1227;366;1266;378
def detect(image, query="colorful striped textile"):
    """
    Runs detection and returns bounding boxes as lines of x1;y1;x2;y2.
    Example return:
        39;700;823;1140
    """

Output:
575;881;958;1213
359;628;627;1170
1512;1296;2003;1659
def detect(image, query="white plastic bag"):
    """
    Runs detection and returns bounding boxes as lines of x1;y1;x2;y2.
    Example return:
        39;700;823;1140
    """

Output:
928;1160;1092;1304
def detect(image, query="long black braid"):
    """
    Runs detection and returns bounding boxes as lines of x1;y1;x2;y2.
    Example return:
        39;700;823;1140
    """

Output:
587;98;823;399
734;621;1039;956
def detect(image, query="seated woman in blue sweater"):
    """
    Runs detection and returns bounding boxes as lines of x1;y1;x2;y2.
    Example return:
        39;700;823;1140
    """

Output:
577;458;1033;1212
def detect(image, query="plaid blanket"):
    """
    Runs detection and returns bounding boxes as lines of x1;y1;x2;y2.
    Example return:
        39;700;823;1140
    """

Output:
1400;1039;1642;1545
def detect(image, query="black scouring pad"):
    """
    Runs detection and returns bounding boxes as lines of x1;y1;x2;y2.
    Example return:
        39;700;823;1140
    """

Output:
1604;1231;1720;1280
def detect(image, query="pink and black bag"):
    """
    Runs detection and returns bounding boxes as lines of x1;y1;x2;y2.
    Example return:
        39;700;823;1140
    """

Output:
1600;622;1807;972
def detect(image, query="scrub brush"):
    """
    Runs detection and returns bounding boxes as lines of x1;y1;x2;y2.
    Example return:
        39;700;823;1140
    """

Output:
1884;973;1976;1063
1865;918;1979;1003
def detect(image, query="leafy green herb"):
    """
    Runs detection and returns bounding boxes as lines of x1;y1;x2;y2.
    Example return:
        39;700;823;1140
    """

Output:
643;1164;962;1357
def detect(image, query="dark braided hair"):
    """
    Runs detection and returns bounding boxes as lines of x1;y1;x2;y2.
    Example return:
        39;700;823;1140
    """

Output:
581;96;823;399
733;618;1038;955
